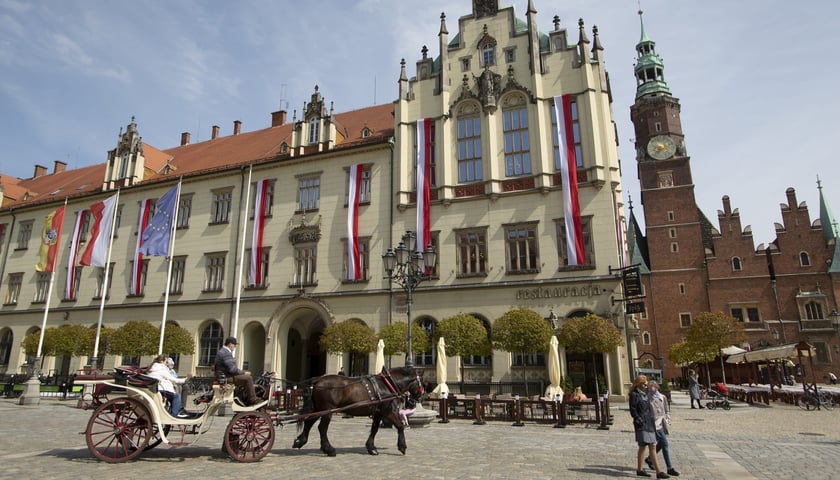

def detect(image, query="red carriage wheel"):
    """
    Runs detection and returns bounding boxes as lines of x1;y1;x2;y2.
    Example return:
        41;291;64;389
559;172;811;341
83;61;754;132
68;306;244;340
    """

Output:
222;411;275;462
85;397;152;462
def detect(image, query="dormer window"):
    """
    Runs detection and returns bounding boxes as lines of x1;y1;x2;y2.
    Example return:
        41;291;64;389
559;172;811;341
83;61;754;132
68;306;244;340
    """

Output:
308;117;320;145
280;142;288;154
362;127;371;138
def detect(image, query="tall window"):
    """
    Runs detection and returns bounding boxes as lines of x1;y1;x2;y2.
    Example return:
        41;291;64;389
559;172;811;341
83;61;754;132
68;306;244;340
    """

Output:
552;98;584;169
456;229;487;277
170;256;187;294
415;318;436;367
347;167;372;205
204;253;226;292
805;301;824;320
293;245;317;287
34;272;50;303
246;248;271;288
457;115;482;182
176;194;192;229
503;105;531;176
505;223;539;273
65;266;82;301
308;117;320;144
557;216;594;268
0;330;12;365
482;43;495;66
129;259;149;296
95;264;115;299
16;220;33;250
5;273;23;304
254;181;276;216
297;176;321;212
414;124;436;189
800;252;811;267
198;321;224;366
210;188;233;224
342;238;370;282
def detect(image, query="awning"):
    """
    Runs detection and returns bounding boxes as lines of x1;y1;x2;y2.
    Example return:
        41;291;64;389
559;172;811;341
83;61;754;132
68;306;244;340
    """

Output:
725;343;816;364
721;345;747;356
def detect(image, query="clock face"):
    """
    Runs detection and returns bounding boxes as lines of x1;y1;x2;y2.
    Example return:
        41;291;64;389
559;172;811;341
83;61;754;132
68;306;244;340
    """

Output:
647;135;676;160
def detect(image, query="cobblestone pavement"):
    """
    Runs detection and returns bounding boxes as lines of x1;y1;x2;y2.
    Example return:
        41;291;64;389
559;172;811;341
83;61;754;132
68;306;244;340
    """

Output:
1;390;838;480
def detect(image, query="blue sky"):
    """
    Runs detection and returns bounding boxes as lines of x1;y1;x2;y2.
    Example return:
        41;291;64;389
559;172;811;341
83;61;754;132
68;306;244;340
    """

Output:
2;0;839;244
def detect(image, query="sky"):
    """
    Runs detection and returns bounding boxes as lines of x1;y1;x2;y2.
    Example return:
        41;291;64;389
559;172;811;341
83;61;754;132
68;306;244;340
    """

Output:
1;0;839;245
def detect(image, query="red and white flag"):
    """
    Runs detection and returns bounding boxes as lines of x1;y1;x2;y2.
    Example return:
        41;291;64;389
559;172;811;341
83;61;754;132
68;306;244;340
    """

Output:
64;210;85;300
554;94;586;266
416;118;432;256
249;179;269;286
346;165;363;280
80;193;118;268
130;199;152;295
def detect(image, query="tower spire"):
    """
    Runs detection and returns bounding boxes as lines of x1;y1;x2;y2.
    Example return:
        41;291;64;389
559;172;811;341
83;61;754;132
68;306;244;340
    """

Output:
633;9;670;100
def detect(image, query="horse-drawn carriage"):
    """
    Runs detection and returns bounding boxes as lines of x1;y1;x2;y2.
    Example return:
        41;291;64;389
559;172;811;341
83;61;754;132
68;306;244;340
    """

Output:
83;365;423;462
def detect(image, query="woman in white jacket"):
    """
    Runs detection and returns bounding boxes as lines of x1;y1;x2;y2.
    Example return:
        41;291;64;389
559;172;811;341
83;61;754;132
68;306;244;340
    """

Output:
646;381;679;477
148;354;187;416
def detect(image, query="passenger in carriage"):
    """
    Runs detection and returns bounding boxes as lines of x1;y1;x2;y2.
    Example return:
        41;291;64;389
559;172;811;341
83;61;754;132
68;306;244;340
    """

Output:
215;337;259;406
148;354;189;416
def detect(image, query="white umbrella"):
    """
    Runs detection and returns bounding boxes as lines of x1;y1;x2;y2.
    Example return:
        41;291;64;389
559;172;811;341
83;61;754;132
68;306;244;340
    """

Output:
432;337;448;397
374;339;385;373
545;336;564;398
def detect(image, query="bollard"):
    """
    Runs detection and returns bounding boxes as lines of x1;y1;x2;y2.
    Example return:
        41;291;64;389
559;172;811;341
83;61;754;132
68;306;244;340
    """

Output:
438;392;450;423
473;393;485;425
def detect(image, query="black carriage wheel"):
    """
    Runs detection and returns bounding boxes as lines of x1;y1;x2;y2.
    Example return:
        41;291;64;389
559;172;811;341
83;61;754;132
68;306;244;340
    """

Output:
85;397;152;462
223;412;275;462
705;401;715;410
722;402;731;411
145;424;172;451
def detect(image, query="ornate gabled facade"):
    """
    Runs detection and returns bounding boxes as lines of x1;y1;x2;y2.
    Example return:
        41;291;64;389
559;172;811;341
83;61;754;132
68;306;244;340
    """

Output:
629;10;840;381
0;1;634;398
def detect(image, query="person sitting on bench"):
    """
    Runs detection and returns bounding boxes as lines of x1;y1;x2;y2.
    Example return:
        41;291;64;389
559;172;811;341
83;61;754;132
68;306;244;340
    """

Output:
215;337;258;406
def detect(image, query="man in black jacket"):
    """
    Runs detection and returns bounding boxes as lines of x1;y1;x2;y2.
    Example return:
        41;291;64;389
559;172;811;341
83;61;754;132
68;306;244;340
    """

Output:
215;337;258;405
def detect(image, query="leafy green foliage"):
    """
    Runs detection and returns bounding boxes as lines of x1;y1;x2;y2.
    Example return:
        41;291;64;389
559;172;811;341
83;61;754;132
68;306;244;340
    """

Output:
320;320;378;355
378;321;430;355
684;311;745;360
435;313;491;358
556;313;624;354
668;340;702;365
162;323;195;355
108;320;160;356
491;308;554;354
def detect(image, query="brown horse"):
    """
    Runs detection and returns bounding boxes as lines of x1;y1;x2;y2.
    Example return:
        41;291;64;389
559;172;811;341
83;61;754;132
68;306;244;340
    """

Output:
291;366;424;456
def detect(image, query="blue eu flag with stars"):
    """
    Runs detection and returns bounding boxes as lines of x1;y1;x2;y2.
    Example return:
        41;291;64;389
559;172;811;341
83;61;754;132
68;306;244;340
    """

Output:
138;184;178;256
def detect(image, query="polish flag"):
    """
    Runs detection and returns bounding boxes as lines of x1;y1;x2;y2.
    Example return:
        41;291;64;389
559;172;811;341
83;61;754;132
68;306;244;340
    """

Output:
130;199;152;295
416;118;432;256
64;210;85;300
249;179;269;286
80;193;118;268
554;94;586;266
347;164;363;280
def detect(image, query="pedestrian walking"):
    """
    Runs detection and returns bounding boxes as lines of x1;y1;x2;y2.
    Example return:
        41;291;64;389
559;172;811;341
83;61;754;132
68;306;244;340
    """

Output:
629;374;669;478
687;369;703;409
646;381;680;476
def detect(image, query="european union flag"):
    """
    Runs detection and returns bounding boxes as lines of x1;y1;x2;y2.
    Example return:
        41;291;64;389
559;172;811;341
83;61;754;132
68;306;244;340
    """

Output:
138;184;179;256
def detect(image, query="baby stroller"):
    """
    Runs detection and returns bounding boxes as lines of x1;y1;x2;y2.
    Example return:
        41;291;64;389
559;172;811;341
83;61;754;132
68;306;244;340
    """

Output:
705;387;731;410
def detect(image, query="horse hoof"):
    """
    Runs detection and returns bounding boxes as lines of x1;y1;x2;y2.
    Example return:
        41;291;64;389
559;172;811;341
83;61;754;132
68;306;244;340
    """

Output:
399;447;406;455
292;440;303;449
328;451;337;457
368;449;379;456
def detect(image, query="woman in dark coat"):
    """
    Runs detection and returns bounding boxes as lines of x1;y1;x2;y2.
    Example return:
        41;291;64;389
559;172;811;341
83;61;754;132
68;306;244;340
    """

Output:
687;369;703;409
629;375;669;478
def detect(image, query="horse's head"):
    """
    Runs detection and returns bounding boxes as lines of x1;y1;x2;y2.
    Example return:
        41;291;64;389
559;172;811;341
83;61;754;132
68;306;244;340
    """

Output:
390;366;424;400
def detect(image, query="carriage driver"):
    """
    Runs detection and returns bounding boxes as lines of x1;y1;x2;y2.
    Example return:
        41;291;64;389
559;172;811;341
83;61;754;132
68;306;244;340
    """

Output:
215;337;259;406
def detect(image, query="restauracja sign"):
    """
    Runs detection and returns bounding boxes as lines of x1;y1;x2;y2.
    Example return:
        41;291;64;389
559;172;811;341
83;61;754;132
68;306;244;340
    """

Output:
515;284;607;300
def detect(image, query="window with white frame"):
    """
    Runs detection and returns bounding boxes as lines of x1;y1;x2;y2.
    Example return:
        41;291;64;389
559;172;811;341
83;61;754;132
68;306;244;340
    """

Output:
65;266;82;301
414;123;436;189
457;113;482;183
552;98;584;169
245;247;270;288
556;216;594;268
252;181;276;217
800;252;811;267
297;176;321;212
503;103;531;177
94;263;115;299
805;301;824;320
342;238;370;282
176;194;192;229
5;273;22;304
292;244;317;287
128;259;149;296
210;188;233;224
170;256;186;294
732;257;742;271
34;272;50;303
308;117;320;144
16;220;33;250
679;313;691;328
456;228;487;277
347;167;372;205
204;253;226;292
504;222;539;273
482;43;495;66
198;321;224;366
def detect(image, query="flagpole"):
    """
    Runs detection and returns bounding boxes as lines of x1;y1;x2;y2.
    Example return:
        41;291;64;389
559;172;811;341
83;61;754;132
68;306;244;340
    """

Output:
232;165;253;338
92;189;120;367
35;198;68;360
158;179;183;355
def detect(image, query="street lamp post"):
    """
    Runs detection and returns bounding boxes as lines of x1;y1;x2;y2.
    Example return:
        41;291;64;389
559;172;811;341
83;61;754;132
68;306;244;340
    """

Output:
383;231;436;367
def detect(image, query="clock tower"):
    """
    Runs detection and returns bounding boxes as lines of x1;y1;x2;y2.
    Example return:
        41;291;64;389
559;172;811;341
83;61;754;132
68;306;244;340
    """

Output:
629;10;711;361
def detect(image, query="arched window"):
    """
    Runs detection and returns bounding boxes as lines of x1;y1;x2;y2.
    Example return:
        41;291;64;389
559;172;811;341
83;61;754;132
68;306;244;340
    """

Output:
198;321;224;366
642;332;651;345
732;257;742;271
415;318;436;367
800;252;811;267
0;329;12;365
